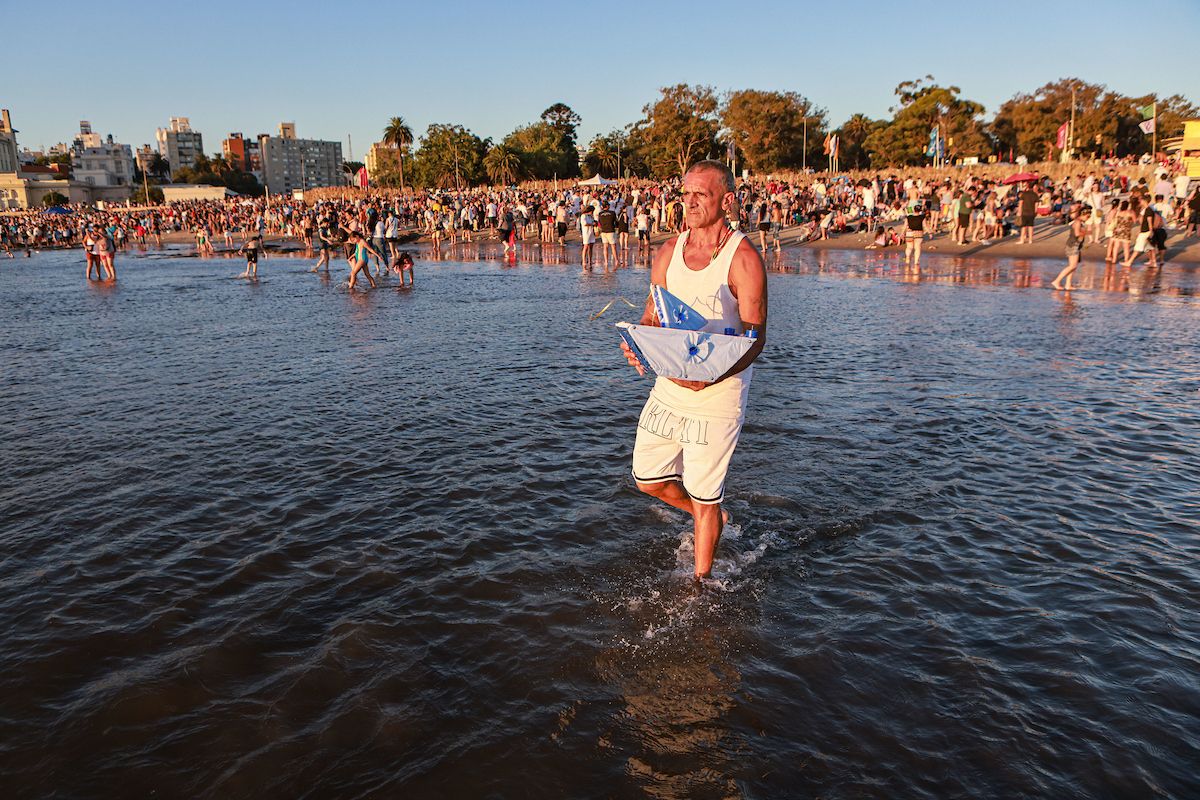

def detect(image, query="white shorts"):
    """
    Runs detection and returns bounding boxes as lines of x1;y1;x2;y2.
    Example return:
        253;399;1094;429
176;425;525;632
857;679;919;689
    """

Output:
1133;231;1151;253
631;393;744;505
601;232;616;245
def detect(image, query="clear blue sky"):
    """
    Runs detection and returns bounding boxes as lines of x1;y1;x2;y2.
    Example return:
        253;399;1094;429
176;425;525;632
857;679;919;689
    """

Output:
5;0;1197;157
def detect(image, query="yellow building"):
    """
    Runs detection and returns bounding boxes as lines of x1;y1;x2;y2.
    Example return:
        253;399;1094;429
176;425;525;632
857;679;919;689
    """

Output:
365;142;401;183
1180;121;1200;178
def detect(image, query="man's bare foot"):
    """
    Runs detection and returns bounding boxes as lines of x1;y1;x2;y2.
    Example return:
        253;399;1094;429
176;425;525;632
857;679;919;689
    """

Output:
1051;281;1062;290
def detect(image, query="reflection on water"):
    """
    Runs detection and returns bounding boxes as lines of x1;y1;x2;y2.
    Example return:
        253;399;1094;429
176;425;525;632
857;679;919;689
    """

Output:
0;247;1197;798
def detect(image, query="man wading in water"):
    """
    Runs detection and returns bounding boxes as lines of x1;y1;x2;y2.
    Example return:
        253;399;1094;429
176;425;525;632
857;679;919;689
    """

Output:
621;160;768;581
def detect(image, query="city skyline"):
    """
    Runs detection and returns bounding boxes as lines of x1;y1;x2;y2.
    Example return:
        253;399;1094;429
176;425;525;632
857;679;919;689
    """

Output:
6;0;1199;159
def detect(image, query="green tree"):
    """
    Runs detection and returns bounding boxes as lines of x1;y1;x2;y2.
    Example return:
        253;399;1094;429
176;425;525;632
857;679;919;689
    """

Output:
209;154;233;177
382;116;414;190
483;144;523;185
992;79;1107;161
582;134;618;178
42;191;68;206
632;84;720;178
836;113;887;170
411;124;486;188
148;153;170;181
541;102;582;151
721;89;827;173
223;170;264;196
131;184;165;204
503;121;578;180
864;77;990;166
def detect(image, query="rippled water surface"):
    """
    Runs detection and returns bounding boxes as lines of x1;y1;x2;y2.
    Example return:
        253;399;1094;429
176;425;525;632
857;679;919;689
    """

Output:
2;246;1199;798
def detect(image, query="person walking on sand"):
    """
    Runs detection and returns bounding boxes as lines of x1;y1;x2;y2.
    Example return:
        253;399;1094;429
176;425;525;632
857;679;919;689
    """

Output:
1051;205;1088;291
620;160;767;582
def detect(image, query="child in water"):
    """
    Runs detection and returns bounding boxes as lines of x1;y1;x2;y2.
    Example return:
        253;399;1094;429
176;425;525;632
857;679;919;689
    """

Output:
393;251;415;288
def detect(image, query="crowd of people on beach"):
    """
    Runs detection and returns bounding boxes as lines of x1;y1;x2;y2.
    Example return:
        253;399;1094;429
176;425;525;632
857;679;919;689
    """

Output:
2;157;1196;291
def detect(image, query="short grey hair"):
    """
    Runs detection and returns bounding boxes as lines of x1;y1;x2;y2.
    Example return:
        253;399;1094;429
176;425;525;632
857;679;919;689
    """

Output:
687;159;736;194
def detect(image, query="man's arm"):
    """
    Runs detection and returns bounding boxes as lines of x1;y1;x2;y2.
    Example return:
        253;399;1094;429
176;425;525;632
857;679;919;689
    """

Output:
710;238;768;385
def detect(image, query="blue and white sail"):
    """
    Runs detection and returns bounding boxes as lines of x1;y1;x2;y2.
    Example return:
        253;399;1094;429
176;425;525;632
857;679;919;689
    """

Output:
616;322;755;383
651;285;707;331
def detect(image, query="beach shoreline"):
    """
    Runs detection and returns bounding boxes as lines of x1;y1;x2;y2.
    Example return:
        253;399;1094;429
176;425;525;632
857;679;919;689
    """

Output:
135;220;1199;265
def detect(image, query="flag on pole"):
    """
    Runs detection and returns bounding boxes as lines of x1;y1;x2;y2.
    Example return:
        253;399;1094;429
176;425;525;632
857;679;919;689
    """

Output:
1056;122;1069;149
356;166;369;188
830;135;839;159
1139;103;1156;120
1139;118;1156;135
822;133;832;155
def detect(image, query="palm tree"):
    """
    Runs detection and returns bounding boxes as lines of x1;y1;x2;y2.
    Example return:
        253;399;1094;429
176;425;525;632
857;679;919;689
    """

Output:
149;153;171;181
210;155;233;177
382;116;414;191
483;145;523;186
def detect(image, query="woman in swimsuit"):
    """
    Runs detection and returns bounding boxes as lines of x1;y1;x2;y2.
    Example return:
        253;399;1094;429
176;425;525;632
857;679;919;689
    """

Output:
346;232;381;290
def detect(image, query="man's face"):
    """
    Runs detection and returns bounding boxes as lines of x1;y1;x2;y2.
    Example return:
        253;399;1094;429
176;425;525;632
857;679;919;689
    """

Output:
681;169;730;228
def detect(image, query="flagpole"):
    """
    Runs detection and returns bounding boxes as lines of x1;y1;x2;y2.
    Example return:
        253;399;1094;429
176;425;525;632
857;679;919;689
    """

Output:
1069;84;1077;162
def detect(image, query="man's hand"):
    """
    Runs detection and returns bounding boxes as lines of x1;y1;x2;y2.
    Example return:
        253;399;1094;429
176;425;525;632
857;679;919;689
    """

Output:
620;340;645;376
669;378;709;391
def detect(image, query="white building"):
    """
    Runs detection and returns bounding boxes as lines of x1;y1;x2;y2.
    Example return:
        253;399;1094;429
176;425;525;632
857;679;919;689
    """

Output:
258;122;342;195
155;116;204;173
0;110;18;174
72;121;135;189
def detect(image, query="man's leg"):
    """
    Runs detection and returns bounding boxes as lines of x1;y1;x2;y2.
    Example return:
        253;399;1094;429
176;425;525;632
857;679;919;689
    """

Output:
636;479;693;515
692;501;724;578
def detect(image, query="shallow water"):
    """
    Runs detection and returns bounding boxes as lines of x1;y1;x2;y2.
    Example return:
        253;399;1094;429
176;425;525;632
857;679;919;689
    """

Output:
1;244;1198;798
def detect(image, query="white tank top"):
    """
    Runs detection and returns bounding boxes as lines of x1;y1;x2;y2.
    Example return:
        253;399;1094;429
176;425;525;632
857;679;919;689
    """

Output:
651;229;752;416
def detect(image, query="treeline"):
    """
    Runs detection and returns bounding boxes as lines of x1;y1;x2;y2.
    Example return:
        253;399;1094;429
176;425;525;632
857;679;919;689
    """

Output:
368;76;1195;189
168;153;264;196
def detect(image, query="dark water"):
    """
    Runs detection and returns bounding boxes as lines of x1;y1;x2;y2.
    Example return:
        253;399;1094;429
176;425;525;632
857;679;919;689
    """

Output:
2;245;1198;799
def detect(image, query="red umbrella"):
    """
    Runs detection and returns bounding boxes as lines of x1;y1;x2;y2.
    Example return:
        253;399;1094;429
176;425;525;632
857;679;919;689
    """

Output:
1001;172;1040;185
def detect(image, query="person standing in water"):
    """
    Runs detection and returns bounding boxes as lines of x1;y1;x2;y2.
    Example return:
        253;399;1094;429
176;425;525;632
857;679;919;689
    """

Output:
238;233;264;280
904;201;928;267
620;160;768;581
1051;205;1089;291
346;232;381;290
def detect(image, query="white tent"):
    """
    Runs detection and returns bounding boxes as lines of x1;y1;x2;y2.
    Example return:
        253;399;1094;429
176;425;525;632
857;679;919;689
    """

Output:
578;175;617;186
